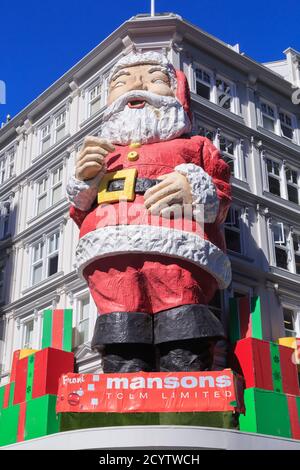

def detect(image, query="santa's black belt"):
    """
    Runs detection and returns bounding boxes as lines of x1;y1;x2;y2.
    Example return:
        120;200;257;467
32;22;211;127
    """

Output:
107;177;159;194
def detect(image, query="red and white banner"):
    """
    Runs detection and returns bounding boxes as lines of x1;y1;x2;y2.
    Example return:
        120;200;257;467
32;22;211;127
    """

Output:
56;370;243;413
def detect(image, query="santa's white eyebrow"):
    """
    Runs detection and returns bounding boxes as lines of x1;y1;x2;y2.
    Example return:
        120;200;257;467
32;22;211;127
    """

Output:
148;66;168;75
111;70;131;82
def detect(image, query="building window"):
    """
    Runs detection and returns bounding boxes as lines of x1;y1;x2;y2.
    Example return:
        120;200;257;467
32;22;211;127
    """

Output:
286;167;299;204
40;122;51;154
216;78;232;110
54;110;66;143
193;66;236;114
272;222;289;270
279;112;294;140
88;83;101;116
0;146;15;184
30;232;60;286
261;102;276;132
77;296;90;345
219;135;235;176
292;233;300;275
0;263;5;302
0;201;11;239
38;107;67;155
195;68;212;100
37;178;47;215
197;125;215;141
22;319;34;348
224;207;242;253
283;308;297;337
35;166;63;215
50;167;63;205
266;159;281;197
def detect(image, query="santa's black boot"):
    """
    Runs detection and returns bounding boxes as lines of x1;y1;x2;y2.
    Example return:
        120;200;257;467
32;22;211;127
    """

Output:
154;304;225;372
158;338;213;372
91;311;155;373
102;343;155;373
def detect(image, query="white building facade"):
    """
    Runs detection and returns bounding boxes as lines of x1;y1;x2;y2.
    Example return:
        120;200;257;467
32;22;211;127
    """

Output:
1;13;300;384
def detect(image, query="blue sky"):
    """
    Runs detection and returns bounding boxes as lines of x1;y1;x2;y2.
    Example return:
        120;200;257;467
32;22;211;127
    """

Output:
1;0;300;124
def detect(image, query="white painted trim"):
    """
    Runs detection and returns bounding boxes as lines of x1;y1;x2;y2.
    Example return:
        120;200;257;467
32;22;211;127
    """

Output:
3;426;300;450
76;224;232;289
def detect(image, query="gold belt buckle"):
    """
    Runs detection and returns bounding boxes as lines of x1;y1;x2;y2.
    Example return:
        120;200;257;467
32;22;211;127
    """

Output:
98;168;137;204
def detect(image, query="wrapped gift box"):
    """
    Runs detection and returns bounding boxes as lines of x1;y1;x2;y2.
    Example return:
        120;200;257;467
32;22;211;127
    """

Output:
13;348;74;405
42;309;73;352
0;395;60;447
234;338;299;395
239;388;300;439
278;337;300;367
229;296;263;343
0;382;15;410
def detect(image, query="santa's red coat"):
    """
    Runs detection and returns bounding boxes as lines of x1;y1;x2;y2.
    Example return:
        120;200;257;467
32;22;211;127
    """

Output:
70;136;232;314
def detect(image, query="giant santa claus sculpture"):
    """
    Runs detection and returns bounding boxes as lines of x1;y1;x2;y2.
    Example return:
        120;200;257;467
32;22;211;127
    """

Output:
67;51;232;373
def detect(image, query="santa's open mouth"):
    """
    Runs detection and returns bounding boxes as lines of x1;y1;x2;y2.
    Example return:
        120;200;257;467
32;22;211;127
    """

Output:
127;100;146;109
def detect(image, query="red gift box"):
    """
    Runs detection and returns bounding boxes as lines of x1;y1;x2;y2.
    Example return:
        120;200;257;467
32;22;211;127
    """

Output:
14;348;74;405
234;338;299;395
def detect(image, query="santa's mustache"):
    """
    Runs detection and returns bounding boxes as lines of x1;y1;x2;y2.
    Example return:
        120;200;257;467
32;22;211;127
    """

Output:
102;90;182;121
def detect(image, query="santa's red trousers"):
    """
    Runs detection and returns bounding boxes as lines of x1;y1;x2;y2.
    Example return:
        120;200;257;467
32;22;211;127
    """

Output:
83;254;218;315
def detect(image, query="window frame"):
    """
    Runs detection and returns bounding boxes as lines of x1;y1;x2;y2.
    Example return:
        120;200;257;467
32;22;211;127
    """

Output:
0;260;5;303
279;110;295;141
87;81;102;117
35;165;64;216
22;317;35;349
193;64;238;114
37;106;68;156
224;205;244;254
0;145;16;184
30;230;60;287
282;305;300;338
76;295;90;347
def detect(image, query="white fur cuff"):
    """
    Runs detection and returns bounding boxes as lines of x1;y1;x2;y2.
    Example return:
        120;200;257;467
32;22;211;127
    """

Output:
175;163;219;223
66;174;103;211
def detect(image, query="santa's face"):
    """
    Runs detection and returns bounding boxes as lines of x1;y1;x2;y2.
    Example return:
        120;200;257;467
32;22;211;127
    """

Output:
100;63;191;145
108;64;175;105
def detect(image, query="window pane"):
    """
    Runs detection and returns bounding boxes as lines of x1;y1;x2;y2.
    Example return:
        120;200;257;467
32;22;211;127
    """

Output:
263;116;275;132
80;297;90;321
55;125;65;142
268;176;281;196
37;194;47;214
198;127;214;140
33;264;43;285
275;247;288;269
33;243;43;262
49;233;59;253
287;185;299;204
281;125;293;139
24;320;34;348
90;98;101;116
196;82;210;100
52;184;62;204
225;228;241;252
78;319;89;344
223;155;234;175
48;255;58;276
42;136;51;153
295;254;300;275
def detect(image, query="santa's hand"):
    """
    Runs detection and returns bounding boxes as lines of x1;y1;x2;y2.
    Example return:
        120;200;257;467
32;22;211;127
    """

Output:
144;172;192;217
75;136;115;181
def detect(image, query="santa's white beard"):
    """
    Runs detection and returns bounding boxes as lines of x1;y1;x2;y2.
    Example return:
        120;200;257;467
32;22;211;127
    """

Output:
99;90;192;145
